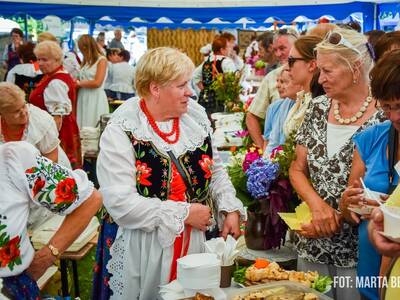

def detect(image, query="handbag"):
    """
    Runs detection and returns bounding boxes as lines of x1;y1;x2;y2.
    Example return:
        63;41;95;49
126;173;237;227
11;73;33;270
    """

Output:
388;124;398;194
166;150;219;239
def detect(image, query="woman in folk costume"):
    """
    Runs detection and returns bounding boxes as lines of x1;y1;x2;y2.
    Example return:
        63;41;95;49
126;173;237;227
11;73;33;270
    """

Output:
92;47;245;299
29;41;82;169
0;141;101;299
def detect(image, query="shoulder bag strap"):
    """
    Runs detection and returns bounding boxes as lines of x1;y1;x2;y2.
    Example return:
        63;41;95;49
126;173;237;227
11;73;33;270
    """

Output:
167;150;197;201
388;124;398;194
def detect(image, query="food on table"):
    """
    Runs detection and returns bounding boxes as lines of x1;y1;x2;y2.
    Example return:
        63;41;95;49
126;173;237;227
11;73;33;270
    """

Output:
240;258;328;292
193;292;215;300
232;286;319;300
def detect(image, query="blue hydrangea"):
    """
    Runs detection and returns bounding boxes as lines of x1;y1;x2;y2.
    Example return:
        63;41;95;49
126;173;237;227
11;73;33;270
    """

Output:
245;158;280;199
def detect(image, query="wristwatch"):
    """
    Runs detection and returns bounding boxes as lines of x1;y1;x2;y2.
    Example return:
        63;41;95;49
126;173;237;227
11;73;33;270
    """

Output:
47;244;60;258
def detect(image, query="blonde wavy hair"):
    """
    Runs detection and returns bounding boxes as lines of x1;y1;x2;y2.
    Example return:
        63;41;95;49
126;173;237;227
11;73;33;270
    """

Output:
0;82;25;114
316;27;373;81
135;47;195;98
34;40;64;64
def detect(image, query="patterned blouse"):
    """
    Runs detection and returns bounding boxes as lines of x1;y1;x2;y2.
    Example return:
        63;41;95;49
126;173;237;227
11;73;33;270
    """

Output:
294;95;385;267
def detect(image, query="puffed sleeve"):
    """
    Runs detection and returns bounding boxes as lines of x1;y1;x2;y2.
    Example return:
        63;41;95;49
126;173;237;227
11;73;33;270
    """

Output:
43;79;72;116
4;141;93;215
221;57;238;73
209;135;246;227
97;124;190;248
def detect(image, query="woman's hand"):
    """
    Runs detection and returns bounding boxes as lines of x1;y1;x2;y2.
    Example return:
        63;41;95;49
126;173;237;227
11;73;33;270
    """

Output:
368;208;400;257
26;247;56;281
306;200;341;238
184;203;211;231
221;211;241;240
340;180;364;224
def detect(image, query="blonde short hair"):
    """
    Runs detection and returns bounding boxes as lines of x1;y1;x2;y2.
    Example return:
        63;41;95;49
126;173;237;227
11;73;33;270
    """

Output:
34;40;64;64
37;32;57;43
135;47;195;98
0;82;25;113
316;27;373;80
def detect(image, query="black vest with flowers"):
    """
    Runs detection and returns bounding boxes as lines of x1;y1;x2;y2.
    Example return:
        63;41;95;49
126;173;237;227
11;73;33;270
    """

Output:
125;131;213;204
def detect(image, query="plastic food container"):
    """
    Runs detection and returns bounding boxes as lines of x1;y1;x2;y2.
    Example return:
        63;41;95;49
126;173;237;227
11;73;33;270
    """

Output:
226;280;333;300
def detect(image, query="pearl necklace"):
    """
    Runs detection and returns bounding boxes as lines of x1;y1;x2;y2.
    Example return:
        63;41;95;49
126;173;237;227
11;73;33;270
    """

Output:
333;95;373;125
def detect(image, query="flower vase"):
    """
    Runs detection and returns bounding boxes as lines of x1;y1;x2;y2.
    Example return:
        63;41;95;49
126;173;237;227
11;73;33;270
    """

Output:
245;210;266;250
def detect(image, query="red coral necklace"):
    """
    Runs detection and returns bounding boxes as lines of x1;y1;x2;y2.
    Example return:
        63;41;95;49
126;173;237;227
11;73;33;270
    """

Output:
140;99;180;144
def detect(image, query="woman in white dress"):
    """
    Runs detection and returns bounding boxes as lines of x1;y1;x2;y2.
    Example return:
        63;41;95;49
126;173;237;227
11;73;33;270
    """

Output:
0;82;72;229
76;34;109;128
92;47;245;300
0;141;101;299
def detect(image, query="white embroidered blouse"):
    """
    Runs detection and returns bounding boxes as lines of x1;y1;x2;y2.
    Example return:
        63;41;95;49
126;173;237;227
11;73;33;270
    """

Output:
0;142;93;277
97;97;245;299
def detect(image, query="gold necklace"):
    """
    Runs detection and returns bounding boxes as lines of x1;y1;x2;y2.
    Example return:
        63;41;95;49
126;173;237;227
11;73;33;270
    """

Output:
333;95;373;124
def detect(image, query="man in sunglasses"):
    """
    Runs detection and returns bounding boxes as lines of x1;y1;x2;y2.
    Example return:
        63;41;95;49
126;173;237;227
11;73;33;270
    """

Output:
246;28;298;149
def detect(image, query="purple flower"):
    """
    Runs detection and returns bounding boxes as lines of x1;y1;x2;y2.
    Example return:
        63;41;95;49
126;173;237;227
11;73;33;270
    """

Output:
246;158;280;199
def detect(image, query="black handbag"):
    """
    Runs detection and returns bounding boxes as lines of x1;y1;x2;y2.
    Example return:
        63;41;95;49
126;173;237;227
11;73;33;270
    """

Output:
388;124;398;194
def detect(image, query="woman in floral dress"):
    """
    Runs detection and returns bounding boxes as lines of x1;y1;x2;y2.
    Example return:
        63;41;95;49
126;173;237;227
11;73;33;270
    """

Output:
289;27;384;300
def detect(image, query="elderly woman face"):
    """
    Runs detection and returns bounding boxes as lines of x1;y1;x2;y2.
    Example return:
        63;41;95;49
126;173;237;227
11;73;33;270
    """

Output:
158;74;193;118
317;52;354;99
1;96;28;126
37;53;61;74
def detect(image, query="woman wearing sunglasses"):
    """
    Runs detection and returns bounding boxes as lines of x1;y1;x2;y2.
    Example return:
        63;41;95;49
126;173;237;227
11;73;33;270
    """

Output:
283;35;323;137
289;27;384;300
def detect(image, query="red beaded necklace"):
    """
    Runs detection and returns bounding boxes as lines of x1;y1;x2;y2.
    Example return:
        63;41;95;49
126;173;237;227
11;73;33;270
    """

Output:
140;99;180;144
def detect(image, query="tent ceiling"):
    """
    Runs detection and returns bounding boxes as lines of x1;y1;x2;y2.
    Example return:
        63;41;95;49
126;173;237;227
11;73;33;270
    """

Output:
1;0;395;8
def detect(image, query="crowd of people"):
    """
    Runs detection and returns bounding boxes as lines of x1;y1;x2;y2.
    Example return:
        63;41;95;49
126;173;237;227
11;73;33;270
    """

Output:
0;22;400;300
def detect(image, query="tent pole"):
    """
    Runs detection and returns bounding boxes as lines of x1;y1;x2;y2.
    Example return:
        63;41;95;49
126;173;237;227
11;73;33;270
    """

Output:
69;19;75;50
373;3;377;30
24;14;28;40
89;20;95;36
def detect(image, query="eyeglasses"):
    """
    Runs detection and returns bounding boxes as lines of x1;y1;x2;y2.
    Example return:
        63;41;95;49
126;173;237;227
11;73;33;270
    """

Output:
325;31;361;55
376;102;400;114
288;56;307;68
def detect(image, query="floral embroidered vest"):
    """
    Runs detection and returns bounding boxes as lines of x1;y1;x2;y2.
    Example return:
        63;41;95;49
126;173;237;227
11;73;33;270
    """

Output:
126;132;213;205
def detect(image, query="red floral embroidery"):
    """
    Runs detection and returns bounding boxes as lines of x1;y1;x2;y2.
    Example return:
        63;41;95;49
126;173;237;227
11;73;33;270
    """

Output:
32;178;45;197
0;236;21;268
198;155;213;179
25;167;37;174
136;160;152;186
55;178;77;204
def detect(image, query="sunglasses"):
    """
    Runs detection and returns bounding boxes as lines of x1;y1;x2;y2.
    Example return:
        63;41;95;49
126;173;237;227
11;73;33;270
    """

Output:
288;56;307;68
276;28;299;39
326;31;361;55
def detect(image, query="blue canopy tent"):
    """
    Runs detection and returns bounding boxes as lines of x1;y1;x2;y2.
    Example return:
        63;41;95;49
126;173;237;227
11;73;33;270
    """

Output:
0;1;378;32
377;2;400;29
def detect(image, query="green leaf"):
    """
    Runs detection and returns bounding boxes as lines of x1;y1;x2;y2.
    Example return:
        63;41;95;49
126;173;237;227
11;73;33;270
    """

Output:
200;144;208;152
196;188;202;196
143;187;149;197
0;224;6;232
139;151;145;159
15;256;22;265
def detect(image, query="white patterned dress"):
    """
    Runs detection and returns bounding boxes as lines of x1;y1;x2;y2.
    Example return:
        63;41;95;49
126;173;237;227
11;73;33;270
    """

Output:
77;57;109;128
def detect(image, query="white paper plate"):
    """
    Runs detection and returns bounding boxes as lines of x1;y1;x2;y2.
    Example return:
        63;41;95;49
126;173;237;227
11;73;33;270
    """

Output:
378;231;400;243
